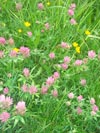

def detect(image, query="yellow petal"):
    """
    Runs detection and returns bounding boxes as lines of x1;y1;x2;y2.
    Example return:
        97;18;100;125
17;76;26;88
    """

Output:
24;22;31;27
85;30;91;35
72;42;78;47
13;48;19;52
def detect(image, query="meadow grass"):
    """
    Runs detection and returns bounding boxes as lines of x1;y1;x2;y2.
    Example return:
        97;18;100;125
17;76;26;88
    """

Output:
0;0;100;133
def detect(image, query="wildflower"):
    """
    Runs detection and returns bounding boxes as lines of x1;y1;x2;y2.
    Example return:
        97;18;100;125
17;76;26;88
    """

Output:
66;101;71;106
20;46;30;57
74;60;83;66
70;3;76;10
51;90;58;97
7;73;12;78
77;107;82;114
8;38;14;45
3;88;9;94
91;111;96;116
53;72;60;80
72;42;78;47
0;37;6;45
27;31;32;37
46;76;54;86
77;95;83;102
90;98;95;105
16;101;26;115
64;56;71;64
45;23;50;30
16;3;22;11
38;3;44;10
0;112;10;123
85;30;91;35
88;50;96;59
36;20;40;24
0;51;4;58
18;29;22;33
47;2;51;6
24;21;31;27
62;63;67;70
92;105;99;112
68;9;74;16
61;63;68;70
80;79;86;86
41;86;48;94
61;42;66;48
83;58;88;64
76;46;80;53
10;50;17;57
41;29;45;33
70;18;77;25
68;92;74;99
49;52;55;59
3;97;13;109
22;84;29;92
13;48;19;53
61;42;67;48
29;85;38;94
23;68;30;77
0;95;13;109
55;64;61;69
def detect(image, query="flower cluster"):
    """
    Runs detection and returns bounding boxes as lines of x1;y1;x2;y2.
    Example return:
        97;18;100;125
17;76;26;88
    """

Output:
22;84;38;95
68;3;77;25
67;93;99;116
0;95;13;109
0;37;6;45
0;1;99;132
0;94;26;122
72;42;80;53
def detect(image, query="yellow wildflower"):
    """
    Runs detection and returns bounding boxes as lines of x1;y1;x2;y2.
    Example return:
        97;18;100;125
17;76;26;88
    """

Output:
47;2;51;6
24;21;31;27
72;42;78;47
18;29;22;33
13;48;19;52
76;46;80;54
85;30;91;35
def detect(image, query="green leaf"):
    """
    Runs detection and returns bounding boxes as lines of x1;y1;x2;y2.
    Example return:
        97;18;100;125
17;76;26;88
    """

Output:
13;118;19;128
20;117;25;125
33;67;42;78
34;32;40;48
0;86;3;91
